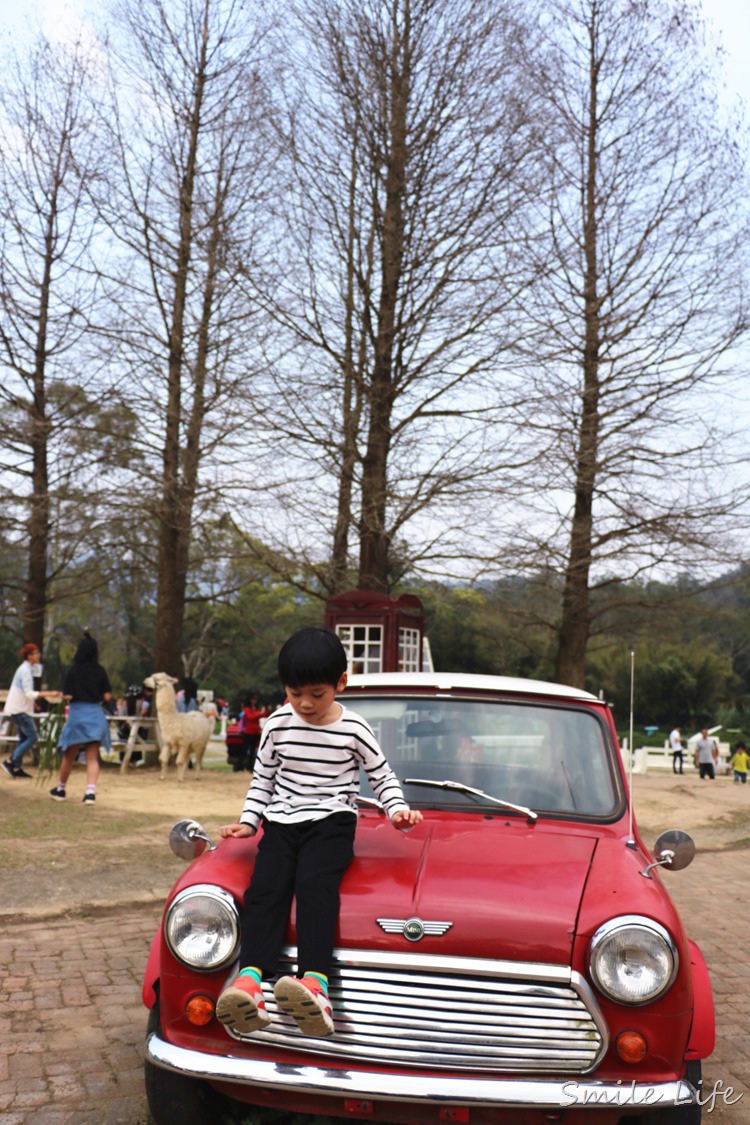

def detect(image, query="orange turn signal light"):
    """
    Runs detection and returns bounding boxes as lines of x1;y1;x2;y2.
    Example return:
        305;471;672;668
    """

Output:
616;1030;647;1063
186;994;215;1027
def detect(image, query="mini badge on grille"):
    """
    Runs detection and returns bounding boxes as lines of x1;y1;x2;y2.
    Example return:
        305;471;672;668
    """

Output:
376;917;453;942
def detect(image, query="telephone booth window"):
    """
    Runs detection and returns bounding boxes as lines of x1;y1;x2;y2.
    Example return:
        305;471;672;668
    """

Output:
326;589;425;673
398;627;421;672
337;624;383;674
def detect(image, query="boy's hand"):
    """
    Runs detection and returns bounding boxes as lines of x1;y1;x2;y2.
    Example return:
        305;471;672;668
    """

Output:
219;822;256;838
391;808;423;830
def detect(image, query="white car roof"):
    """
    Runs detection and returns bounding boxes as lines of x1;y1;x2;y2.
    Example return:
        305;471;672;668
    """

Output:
345;671;599;703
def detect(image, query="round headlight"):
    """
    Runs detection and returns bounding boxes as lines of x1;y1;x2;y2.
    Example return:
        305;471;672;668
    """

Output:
588;915;678;1005
165;884;239;971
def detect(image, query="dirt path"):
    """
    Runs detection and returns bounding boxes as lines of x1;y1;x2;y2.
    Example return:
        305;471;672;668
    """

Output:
1;761;254;919
630;769;750;851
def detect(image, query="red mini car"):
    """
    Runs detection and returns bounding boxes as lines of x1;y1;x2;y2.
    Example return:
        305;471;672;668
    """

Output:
143;672;714;1125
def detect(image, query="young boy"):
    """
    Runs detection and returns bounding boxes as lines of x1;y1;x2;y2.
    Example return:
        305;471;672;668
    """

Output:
216;626;422;1038
730;740;749;784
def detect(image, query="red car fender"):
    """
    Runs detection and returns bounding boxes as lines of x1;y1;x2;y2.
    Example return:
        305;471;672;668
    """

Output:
142;926;162;1009
685;938;715;1059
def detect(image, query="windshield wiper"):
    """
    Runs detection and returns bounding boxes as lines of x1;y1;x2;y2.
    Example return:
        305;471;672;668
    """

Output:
356;795;384;812
404;777;538;824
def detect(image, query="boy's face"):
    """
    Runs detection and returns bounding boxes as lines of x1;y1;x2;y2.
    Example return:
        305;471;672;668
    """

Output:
285;674;348;726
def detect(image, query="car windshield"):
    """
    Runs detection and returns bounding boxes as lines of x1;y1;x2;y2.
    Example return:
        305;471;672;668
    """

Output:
351;694;620;818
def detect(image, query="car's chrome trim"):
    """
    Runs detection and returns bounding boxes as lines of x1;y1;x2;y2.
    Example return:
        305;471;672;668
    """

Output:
331;948;573;979
213;949;608;1074
588;915;679;1005
164;884;240;972
376;917;454;940
146;1031;697;1109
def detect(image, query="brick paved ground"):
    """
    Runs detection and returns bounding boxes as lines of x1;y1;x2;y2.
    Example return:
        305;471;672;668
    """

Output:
0;904;156;1125
667;853;750;1124
0;852;748;1124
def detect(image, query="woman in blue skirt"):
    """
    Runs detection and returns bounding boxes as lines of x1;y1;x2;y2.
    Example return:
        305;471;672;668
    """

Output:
50;632;112;804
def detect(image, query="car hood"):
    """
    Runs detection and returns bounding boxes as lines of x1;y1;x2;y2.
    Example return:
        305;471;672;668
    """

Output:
177;813;599;966
335;813;597;964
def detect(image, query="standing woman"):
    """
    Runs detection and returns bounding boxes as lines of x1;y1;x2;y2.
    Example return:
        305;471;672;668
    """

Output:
49;632;112;804
2;643;61;778
238;692;266;773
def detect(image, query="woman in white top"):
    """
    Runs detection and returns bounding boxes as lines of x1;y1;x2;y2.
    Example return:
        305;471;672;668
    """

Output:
2;643;59;778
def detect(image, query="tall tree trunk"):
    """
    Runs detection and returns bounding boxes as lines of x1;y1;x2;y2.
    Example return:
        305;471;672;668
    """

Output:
554;10;601;688
358;1;410;591
332;105;368;593
154;4;208;675
23;197;57;649
25;405;50;649
359;378;395;590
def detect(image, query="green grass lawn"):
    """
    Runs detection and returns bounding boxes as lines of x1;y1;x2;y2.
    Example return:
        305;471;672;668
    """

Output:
4;784;173;841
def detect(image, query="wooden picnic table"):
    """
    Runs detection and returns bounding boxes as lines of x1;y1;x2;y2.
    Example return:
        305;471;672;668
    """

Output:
107;714;164;772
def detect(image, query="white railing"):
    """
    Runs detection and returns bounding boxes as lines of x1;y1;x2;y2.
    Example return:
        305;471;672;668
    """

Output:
620;738;731;775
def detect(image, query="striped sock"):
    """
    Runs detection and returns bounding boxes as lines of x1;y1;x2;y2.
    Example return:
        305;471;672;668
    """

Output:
238;966;262;985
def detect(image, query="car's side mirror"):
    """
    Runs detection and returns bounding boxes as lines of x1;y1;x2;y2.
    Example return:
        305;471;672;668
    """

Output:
169;818;216;860
640;828;696;879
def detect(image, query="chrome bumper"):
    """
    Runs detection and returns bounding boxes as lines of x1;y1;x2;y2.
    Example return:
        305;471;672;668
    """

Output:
146;1032;696;1110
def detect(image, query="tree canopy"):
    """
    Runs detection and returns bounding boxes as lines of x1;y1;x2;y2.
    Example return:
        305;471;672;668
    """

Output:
0;0;748;700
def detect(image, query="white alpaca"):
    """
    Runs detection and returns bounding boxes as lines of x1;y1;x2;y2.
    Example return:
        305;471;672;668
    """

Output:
144;673;213;781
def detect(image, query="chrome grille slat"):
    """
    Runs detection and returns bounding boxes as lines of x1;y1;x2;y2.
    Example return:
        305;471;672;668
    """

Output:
332;1022;602;1044
335;1008;597;1032
229;949;606;1074
369;983;582;998
339;973;584;999
330;1034;598;1057
263;1035;596;1070
339;992;592;1017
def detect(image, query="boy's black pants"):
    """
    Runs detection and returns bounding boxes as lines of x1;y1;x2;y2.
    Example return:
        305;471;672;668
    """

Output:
239;812;356;978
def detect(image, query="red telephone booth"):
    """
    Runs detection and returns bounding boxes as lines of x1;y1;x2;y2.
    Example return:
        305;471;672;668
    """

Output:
324;589;427;674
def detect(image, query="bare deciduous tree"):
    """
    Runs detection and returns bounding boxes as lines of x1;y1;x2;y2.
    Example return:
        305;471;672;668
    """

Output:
0;34;111;648
501;0;750;687
250;0;538;594
95;0;275;674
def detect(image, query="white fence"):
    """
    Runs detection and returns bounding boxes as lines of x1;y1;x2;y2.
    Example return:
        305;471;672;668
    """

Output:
620;738;732;775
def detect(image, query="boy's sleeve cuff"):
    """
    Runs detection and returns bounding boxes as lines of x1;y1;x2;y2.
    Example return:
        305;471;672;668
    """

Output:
387;802;410;820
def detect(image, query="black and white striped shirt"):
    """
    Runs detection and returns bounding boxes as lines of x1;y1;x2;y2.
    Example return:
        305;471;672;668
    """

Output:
239;703;408;827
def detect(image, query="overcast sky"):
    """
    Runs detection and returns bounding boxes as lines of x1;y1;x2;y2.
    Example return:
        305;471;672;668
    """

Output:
702;0;750;108
4;0;748;108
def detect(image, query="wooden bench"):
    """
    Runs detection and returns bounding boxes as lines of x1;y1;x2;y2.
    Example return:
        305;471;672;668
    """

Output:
0;711;63;763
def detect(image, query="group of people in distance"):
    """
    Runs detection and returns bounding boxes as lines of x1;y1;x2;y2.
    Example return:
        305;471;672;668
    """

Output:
1;636;212;802
669;723;749;783
2;634;111;803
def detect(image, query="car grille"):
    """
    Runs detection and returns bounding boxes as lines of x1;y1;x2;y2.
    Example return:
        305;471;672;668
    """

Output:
232;948;607;1074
